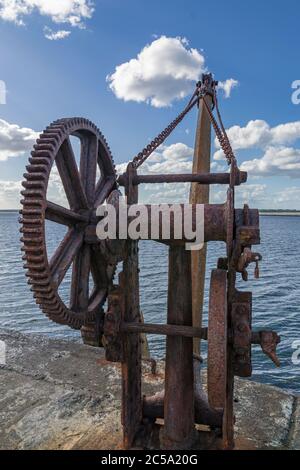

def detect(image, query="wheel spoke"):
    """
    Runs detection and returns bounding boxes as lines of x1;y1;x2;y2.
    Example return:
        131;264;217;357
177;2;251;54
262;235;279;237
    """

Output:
46;201;89;226
94;176;116;207
50;228;84;287
56;137;89;211
88;250;111;311
80;134;98;206
70;243;91;312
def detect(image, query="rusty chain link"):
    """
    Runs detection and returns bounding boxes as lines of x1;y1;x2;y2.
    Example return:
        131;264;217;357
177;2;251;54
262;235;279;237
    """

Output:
131;88;200;169
131;75;237;170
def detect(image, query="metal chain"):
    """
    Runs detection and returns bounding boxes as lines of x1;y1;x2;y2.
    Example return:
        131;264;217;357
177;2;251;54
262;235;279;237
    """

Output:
132;87;200;169
202;92;236;166
131;78;237;170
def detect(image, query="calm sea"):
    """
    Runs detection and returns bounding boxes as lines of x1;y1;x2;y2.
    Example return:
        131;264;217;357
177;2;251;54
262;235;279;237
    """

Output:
0;211;299;393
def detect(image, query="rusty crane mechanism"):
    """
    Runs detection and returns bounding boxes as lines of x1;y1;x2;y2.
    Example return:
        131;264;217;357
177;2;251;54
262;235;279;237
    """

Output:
20;74;280;450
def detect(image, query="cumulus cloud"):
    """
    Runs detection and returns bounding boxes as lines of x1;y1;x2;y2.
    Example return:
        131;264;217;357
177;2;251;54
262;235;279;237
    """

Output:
213;118;300;179
0;170;69;209
43;27;71;41
116;143;228;204
107;36;206;108
241;146;300;178
0;119;38;161
218;78;239;98
0;0;94;29
214;119;300;159
116;142;194;176
115;140;297;207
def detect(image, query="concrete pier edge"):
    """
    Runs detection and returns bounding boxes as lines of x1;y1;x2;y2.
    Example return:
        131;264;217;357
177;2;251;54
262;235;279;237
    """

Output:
0;328;299;450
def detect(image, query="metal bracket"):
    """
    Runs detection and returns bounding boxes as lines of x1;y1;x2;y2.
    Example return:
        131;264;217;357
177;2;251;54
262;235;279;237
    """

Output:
231;292;252;377
103;285;123;362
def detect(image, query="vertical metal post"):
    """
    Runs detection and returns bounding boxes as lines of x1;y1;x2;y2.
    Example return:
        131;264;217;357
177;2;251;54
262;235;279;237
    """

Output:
163;245;194;449
122;162;142;449
189;74;214;355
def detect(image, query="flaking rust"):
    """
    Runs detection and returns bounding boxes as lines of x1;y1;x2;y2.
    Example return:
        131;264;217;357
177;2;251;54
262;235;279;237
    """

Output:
20;76;280;450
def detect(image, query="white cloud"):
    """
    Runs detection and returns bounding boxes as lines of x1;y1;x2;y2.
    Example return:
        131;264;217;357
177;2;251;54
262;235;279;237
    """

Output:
218;78;239;98
275;186;300;205
115;141;299;208
116;142;194;177
0;119;38;161
117;143;227;204
0;0;94;28
0;168;68;209
214;119;300;159
241;146;300;177
44;27;71;41
213;119;300;179
107;36;206;108
0;180;22;208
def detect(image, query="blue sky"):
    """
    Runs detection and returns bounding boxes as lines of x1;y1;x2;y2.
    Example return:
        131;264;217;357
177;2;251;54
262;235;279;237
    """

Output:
0;0;300;208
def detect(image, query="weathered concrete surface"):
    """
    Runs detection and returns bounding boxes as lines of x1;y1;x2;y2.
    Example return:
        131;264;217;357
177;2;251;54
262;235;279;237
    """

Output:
0;328;299;450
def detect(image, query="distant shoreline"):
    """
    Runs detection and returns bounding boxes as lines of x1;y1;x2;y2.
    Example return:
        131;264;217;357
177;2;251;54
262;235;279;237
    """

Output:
259;211;300;217
1;209;300;217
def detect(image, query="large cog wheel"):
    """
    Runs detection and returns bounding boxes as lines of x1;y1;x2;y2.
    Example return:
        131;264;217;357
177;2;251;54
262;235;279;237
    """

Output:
20;118;117;329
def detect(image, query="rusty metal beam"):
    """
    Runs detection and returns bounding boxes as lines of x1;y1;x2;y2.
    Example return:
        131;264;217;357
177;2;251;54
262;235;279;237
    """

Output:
163;245;194;449
118;171;247;187
120;321;207;338
121;162;142;449
143;391;222;428
189;90;213;356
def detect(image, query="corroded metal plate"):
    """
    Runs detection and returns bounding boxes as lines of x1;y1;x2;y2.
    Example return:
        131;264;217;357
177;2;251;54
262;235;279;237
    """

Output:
207;269;228;409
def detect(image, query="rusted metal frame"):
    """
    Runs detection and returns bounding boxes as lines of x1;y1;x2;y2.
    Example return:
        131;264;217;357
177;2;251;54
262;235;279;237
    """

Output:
21;118;117;331
80;246;113;347
80;131;98;207
120;321;206;338
143;391;222;429
190;89;212;359
56;137;89;211
163;245;195;449
87;203;259;246
49;228;84;288
231;292;252;378
207;269;228;410
70;243;91;312
121;162;143;449
94;176;116;208
89;248;111;310
68;129;98;314
251;331;281;366
223;194;237;449
118;171;247;187
103;284;123;362
45;201;89;226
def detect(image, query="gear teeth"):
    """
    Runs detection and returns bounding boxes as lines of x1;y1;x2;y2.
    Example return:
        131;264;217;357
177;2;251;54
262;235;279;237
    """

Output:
22;181;46;190
23;172;47;181
20;117;117;330
29;157;51;165
25;272;48;280
20;226;42;234
20;189;44;198
21;198;43;206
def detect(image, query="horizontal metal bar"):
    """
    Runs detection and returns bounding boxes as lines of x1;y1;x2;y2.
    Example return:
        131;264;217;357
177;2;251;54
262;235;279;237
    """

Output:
120;321;208;339
118;171;247;187
143;391;223;428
